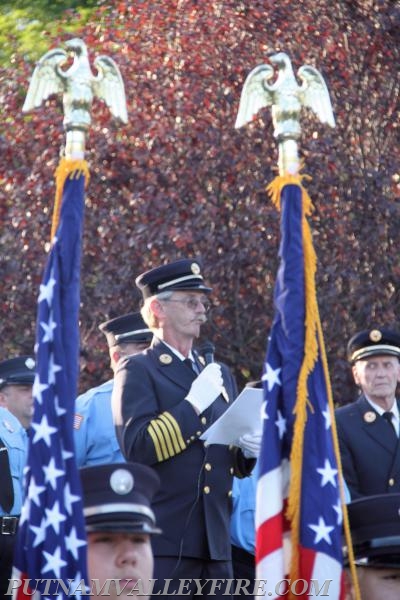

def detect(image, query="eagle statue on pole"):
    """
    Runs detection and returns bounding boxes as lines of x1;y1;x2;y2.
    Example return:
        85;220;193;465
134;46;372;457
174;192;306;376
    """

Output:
235;52;335;175
23;38;128;158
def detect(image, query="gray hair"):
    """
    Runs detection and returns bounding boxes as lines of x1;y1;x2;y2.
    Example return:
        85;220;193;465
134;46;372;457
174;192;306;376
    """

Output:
140;290;173;329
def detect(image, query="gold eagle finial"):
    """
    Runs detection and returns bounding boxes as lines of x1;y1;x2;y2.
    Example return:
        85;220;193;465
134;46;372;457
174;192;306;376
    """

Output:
23;38;128;158
235;52;335;174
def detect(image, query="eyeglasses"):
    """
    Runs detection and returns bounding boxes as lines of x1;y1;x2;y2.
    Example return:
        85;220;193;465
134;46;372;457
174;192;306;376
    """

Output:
162;297;211;312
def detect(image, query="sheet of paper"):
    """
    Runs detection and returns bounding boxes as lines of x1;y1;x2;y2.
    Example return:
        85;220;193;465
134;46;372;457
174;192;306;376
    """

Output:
200;386;263;446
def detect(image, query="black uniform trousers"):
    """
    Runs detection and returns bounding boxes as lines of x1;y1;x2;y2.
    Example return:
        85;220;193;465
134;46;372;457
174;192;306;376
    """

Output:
152;557;234;599
231;544;256;596
0;533;16;597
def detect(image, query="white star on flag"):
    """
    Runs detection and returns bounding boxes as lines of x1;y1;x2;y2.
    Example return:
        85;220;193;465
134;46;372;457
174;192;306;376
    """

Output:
262;362;281;391
322;408;331;430
28;477;46;506
40;312;57;343
66;526;87;560
43;457;65;489
48;352;62;385
32;376;49;405
309;516;335;545
37;273;56;305
42;546;68;578
45;499;67;534
316;458;338;488
30;517;47;548
333;499;343;525
275;410;287;439
64;482;81;515
261;400;269;421
54;394;66;416
31;413;58;446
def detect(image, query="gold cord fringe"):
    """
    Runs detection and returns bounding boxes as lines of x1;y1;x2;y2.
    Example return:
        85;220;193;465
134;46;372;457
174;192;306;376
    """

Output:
50;158;90;243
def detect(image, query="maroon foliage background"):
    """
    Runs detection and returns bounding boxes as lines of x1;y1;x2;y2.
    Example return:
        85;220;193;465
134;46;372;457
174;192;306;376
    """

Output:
0;1;399;404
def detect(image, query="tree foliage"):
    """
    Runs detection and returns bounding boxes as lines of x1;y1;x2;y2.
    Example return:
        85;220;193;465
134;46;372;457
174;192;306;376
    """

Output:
0;0;97;65
0;0;399;404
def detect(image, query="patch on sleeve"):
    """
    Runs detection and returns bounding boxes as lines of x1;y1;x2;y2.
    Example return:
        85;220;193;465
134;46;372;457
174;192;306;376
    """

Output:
73;413;84;430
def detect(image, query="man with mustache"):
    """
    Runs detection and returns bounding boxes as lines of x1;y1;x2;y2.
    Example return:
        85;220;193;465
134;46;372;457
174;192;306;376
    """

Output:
112;258;259;599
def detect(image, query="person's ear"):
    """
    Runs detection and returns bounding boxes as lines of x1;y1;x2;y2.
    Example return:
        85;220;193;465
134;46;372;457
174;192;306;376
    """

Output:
0;390;7;407
111;349;121;364
150;297;165;319
352;364;361;386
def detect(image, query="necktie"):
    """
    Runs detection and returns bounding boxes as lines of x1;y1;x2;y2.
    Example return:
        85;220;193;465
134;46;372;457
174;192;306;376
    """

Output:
183;358;198;375
0;438;14;513
382;412;397;438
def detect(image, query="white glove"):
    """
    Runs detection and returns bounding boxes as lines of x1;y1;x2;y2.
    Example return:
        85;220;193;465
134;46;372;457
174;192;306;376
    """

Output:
185;363;224;414
239;432;262;458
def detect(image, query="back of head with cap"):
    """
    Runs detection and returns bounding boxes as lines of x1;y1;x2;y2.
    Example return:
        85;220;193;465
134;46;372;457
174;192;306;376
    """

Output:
80;462;161;535
99;312;153;348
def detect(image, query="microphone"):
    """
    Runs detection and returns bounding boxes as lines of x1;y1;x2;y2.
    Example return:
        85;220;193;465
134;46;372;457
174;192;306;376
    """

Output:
200;341;215;365
199;341;229;403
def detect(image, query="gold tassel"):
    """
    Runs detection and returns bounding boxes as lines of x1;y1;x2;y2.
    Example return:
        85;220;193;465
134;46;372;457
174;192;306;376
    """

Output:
51;158;90;243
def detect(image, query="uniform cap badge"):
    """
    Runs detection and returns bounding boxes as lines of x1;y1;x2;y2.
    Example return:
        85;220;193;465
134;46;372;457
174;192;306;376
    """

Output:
25;357;36;370
369;329;382;342
110;468;134;495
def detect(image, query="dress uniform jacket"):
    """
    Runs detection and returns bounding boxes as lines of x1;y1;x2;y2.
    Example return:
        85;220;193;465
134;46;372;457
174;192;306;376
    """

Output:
74;379;125;467
112;337;253;561
335;395;400;498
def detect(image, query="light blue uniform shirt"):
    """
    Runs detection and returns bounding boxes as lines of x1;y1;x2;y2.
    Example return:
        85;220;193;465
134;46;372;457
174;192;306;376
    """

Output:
74;379;125;467
230;463;350;556
230;467;257;554
0;407;27;516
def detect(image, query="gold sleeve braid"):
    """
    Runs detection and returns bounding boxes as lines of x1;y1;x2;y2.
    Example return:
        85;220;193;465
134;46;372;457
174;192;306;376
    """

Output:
148;412;187;461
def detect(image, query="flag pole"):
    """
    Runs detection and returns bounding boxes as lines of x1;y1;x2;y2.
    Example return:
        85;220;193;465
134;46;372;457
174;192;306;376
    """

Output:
12;39;128;598
235;53;360;600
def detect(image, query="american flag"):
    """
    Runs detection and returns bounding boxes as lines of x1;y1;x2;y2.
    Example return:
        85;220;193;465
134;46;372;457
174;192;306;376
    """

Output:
256;180;345;599
12;162;90;598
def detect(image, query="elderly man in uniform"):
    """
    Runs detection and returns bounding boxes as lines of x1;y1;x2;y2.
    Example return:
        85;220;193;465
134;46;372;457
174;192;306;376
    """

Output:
344;493;400;599
0;356;35;595
81;461;160;599
335;327;400;499
112;258;260;599
74;312;152;466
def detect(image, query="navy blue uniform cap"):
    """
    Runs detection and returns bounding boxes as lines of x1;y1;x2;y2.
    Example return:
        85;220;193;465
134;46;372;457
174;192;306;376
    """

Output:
345;493;400;568
347;327;400;363
0;356;36;390
80;462;161;535
135;258;212;299
99;312;152;348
